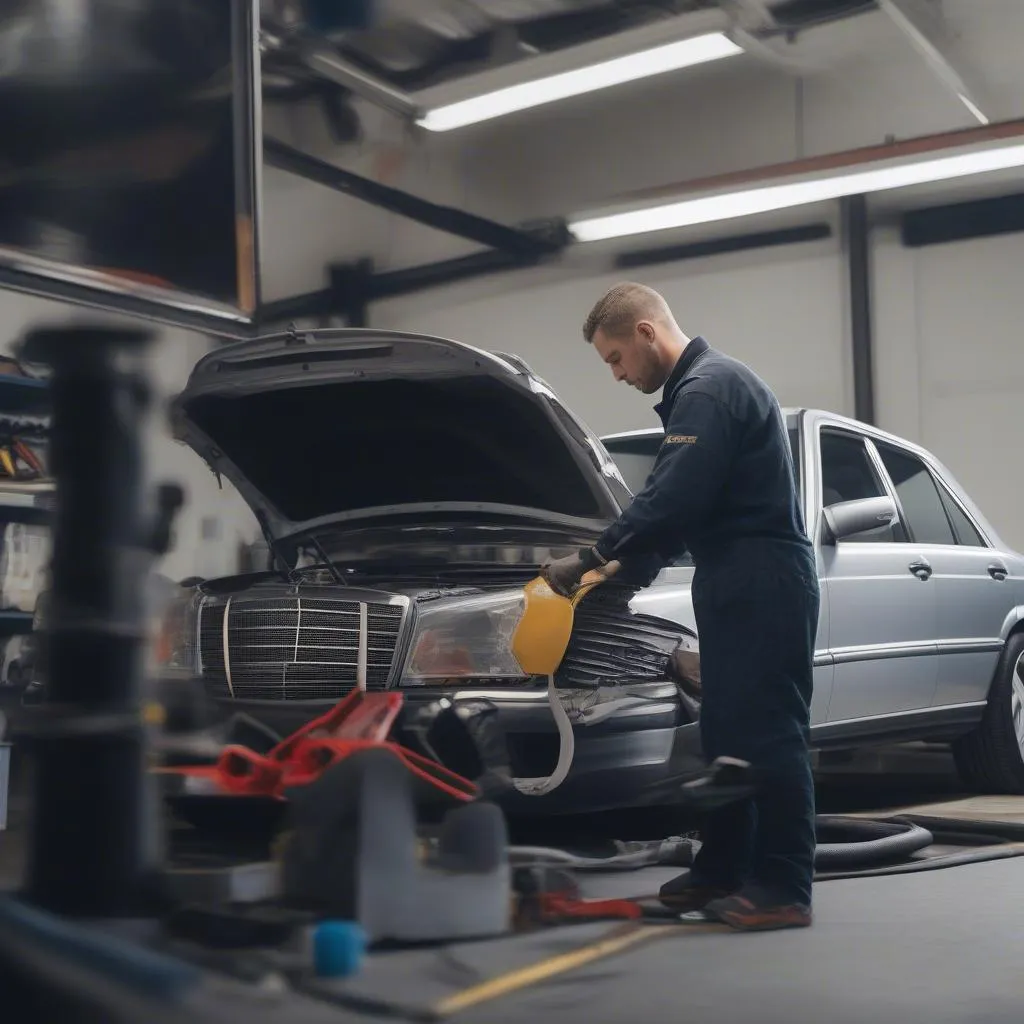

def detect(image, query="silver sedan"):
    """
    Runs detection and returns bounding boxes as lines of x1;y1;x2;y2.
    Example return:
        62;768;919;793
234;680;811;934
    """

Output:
602;408;1024;794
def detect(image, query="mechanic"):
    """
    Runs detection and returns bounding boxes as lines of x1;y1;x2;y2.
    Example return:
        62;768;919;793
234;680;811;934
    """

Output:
541;283;819;932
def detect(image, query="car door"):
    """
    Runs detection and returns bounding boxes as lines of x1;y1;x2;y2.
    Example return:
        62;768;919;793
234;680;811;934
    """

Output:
818;427;939;723
871;440;1008;708
602;421;834;727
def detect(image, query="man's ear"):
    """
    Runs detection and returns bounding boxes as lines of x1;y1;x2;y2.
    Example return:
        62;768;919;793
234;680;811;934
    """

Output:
638;321;656;344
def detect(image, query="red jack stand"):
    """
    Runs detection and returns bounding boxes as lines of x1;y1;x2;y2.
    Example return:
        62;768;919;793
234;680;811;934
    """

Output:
155;689;479;817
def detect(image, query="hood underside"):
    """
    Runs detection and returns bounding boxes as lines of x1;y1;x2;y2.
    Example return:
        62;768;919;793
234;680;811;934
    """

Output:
171;329;624;539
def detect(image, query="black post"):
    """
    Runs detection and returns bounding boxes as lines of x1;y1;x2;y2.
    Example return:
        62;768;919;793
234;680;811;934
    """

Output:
330;259;374;328
842;194;876;425
20;325;161;918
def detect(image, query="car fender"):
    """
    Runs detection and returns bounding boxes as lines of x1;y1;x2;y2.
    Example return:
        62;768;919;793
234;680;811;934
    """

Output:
629;570;697;632
1000;606;1024;642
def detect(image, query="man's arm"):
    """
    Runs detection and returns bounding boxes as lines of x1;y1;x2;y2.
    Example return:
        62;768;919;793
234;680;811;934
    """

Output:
594;390;737;562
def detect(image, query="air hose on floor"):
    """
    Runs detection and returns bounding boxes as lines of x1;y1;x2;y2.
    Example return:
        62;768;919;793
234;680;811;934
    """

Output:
509;813;1024;877
814;815;934;869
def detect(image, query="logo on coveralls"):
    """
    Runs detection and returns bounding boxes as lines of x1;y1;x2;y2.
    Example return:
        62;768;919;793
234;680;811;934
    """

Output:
665;434;698;445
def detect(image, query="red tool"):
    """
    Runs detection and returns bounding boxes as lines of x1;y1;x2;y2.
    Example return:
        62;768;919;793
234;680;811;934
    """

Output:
513;865;665;927
155;688;478;805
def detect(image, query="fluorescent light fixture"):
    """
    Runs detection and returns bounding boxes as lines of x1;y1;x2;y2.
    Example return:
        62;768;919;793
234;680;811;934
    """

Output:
569;140;1024;242
417;32;742;133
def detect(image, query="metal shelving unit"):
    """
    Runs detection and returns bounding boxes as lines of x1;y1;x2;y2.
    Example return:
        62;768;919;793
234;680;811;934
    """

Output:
0;374;51;638
0;374;49;418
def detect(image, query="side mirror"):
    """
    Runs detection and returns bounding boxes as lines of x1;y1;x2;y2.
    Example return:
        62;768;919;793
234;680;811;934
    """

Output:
822;495;898;543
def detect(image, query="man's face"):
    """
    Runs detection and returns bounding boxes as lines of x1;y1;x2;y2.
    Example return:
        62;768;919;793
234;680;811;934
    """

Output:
592;323;664;395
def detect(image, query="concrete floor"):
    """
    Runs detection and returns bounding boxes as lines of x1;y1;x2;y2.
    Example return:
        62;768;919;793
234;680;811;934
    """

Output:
3;744;1024;1022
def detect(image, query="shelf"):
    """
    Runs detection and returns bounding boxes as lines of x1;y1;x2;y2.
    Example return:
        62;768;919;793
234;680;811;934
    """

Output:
0;375;49;418
0;610;33;636
0;505;51;527
0;484;54;508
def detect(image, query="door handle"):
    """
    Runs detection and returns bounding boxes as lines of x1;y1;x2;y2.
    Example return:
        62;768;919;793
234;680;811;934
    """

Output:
908;560;932;581
988;563;1008;581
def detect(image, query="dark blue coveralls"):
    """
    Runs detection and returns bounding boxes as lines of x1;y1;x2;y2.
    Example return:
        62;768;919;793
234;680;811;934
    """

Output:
592;336;820;906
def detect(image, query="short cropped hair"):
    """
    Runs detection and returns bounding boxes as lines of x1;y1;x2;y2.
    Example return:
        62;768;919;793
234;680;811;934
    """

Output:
582;282;672;343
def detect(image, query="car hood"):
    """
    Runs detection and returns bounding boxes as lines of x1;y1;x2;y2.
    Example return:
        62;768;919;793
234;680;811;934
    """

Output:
169;328;627;541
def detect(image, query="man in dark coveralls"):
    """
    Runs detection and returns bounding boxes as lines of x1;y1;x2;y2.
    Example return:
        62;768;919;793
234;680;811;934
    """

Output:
542;283;820;931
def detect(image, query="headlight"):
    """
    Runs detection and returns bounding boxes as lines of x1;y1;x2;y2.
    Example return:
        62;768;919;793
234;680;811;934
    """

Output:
400;590;528;685
150;586;201;677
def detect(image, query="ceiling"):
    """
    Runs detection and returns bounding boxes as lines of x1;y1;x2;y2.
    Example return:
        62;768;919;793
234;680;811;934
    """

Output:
261;0;877;95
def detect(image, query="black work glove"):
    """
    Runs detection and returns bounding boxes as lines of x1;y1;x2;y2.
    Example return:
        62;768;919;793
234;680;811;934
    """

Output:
540;547;605;597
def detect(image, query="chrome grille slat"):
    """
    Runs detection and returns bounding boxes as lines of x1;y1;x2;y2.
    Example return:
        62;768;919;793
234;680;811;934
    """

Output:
199;594;405;702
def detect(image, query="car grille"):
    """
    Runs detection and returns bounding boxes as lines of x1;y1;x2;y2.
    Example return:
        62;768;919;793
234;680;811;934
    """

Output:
198;595;406;702
557;595;687;689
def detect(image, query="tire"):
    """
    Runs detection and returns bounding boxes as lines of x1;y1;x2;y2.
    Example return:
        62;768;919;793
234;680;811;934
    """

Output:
952;631;1024;794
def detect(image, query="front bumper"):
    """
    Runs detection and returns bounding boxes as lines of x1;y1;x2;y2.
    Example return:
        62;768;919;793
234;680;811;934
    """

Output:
211;681;702;815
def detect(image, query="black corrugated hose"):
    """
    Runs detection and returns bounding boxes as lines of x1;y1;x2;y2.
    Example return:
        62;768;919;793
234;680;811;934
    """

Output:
509;813;1024;879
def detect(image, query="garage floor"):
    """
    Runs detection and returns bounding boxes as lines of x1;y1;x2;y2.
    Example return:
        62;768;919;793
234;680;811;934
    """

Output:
2;751;1023;1023
314;858;1021;1024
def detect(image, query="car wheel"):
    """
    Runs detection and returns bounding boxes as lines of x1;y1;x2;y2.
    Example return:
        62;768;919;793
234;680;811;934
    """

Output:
952;631;1024;794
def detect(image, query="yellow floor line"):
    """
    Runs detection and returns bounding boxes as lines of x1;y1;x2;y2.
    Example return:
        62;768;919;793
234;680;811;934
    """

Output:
433;920;729;1019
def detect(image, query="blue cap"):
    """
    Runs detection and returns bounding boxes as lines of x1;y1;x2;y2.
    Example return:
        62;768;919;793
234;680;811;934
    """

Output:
313;921;367;978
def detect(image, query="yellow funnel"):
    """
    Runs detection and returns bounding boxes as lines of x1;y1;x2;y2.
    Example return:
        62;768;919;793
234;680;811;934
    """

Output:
512;560;621;676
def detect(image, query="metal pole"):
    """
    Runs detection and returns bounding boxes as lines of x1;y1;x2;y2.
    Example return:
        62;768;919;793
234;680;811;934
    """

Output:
264;138;560;258
21;325;162;918
842;194;876;425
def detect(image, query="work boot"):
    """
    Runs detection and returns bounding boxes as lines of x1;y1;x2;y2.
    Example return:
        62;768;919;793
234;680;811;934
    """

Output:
703;886;812;931
658;872;738;913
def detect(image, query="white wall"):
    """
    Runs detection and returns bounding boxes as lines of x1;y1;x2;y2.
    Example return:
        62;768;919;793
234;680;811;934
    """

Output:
2;0;1024;577
364;1;1024;551
873;227;1024;550
375;232;850;436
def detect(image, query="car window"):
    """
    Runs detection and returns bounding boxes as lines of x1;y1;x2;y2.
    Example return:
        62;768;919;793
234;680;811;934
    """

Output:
819;430;902;542
602;435;660;495
601;433;693;567
874;443;956;546
936;479;987;547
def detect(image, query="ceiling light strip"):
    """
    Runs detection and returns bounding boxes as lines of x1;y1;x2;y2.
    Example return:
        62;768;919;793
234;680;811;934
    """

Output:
417;32;742;132
570;132;1024;242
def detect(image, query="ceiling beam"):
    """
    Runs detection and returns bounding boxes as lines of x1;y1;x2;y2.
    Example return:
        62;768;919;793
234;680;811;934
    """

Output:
264;137;567;258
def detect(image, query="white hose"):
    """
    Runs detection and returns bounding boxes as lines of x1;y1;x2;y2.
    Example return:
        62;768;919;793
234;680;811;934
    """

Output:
510;673;575;797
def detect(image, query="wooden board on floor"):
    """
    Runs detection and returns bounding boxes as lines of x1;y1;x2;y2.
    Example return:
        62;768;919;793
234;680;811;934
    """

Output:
847;794;1024;825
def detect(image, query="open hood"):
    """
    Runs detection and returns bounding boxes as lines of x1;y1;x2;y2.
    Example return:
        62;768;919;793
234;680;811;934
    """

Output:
170;328;628;541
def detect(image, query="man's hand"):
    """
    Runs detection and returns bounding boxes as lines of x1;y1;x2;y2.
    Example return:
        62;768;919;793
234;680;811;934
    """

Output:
540;552;586;597
540;547;604;597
